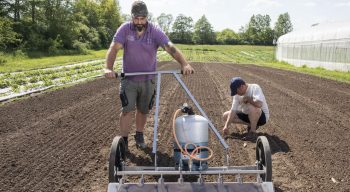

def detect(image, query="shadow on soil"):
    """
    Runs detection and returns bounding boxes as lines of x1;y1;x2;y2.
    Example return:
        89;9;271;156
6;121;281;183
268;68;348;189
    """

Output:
226;132;290;154
274;186;284;192
262;133;290;154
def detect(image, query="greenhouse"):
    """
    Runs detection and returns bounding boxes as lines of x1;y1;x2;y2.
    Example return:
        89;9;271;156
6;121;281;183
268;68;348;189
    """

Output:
276;21;350;72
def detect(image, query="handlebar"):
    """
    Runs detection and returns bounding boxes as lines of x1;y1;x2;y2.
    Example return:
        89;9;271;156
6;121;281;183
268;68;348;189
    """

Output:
113;70;193;78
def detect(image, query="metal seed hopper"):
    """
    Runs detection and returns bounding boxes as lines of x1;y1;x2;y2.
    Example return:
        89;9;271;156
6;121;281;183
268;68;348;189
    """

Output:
107;71;274;192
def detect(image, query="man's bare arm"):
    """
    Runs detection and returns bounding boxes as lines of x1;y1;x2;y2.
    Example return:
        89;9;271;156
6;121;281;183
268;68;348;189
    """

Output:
105;42;123;78
243;96;263;108
162;42;194;75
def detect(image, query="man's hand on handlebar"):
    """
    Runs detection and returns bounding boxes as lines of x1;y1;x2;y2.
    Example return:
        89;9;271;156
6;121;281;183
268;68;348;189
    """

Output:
104;68;116;78
181;64;195;76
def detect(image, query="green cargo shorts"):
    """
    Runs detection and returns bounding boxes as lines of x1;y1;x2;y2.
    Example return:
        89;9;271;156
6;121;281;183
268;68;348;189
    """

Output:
119;78;156;114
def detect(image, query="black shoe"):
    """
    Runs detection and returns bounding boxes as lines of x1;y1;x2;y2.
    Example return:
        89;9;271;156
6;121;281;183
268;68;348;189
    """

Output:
134;132;146;149
242;132;257;141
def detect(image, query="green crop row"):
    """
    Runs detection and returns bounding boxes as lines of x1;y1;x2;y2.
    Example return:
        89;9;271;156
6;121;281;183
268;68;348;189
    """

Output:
0;63;104;89
0;49;113;73
0;61;103;80
3;70;102;94
158;45;276;64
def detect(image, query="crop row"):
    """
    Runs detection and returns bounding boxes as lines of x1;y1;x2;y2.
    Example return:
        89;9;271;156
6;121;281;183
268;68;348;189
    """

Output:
0;59;122;100
157;46;275;64
0;64;103;89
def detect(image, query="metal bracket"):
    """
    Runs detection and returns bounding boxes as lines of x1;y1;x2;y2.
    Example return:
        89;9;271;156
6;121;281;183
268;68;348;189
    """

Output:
157;176;165;192
197;174;204;184
236;174;243;183
138;175;145;187
117;178;125;192
178;175;184;185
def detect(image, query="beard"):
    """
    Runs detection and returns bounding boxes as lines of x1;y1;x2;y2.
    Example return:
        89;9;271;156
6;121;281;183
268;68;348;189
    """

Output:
135;24;146;32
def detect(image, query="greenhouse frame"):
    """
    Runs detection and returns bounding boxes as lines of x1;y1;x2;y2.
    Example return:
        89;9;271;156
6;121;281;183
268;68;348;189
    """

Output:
276;21;350;72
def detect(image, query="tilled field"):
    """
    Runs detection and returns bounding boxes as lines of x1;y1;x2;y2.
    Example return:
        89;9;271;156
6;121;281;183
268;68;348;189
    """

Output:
0;62;349;192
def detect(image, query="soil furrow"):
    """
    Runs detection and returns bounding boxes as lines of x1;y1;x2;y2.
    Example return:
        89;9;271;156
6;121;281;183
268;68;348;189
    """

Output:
1;62;349;192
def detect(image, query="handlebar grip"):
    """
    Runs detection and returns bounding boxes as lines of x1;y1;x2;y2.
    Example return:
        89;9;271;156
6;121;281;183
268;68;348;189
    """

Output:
180;70;194;75
114;73;125;78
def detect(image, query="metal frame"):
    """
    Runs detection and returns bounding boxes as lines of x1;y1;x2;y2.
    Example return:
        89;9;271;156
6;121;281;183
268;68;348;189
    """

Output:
108;182;274;192
110;70;274;192
119;166;265;175
117;70;229;167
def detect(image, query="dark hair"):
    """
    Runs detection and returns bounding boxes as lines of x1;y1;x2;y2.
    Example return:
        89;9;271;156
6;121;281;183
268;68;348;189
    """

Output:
131;1;148;17
230;77;245;96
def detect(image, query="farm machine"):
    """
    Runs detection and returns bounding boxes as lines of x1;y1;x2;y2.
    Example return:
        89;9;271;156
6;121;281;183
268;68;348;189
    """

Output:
107;71;274;192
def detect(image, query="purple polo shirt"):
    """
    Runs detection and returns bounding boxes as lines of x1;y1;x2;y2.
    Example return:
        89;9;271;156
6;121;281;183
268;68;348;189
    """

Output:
113;22;169;81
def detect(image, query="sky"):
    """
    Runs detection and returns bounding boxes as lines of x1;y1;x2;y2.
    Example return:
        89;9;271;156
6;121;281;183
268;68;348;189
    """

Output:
119;0;350;32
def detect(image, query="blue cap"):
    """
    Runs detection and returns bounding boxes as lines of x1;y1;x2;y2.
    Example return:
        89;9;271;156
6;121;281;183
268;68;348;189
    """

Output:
230;77;245;96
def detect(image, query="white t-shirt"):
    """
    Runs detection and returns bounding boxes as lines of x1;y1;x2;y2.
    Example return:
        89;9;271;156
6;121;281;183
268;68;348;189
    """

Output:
231;84;269;121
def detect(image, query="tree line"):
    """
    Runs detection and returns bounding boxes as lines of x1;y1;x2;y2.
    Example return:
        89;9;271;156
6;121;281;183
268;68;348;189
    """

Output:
0;0;293;55
0;0;122;55
156;13;293;45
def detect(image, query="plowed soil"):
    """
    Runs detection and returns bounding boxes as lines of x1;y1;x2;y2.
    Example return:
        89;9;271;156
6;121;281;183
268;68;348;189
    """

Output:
1;62;349;192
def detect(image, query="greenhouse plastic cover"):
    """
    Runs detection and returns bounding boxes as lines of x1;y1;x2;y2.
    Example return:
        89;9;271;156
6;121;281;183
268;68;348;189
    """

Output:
278;21;350;44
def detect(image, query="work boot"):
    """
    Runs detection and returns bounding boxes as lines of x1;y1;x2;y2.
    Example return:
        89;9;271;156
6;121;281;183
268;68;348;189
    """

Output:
242;132;257;141
134;132;146;149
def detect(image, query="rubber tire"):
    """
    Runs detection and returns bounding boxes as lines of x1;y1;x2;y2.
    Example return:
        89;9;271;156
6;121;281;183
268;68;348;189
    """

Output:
256;136;272;182
108;136;126;183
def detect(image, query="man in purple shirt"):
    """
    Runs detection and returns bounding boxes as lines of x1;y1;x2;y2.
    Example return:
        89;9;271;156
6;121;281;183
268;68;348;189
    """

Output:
105;1;194;150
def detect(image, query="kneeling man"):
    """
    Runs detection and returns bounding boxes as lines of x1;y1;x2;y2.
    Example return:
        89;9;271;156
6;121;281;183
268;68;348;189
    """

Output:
223;77;269;140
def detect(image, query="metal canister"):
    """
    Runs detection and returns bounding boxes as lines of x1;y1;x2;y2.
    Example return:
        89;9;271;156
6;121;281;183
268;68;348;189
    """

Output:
173;114;209;171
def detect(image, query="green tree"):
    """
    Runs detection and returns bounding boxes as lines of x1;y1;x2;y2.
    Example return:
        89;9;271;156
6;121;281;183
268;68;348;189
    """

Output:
0;0;123;53
170;14;193;44
0;0;11;17
147;12;156;23
274;12;293;42
255;14;274;45
237;26;249;44
21;0;45;24
122;13;130;22
193;15;215;44
244;15;258;44
73;0;121;50
216;28;240;44
73;0;101;50
156;13;173;35
242;14;274;45
0;17;20;50
5;0;26;21
41;0;75;51
100;0;122;47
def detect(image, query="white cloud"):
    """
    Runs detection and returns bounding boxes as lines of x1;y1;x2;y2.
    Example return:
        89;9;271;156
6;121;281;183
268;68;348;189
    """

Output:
303;1;317;7
119;0;350;32
246;0;282;9
334;1;350;7
242;0;282;14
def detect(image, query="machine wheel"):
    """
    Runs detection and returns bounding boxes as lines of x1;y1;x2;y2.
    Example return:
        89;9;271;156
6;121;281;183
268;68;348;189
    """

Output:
109;136;126;183
256;136;272;182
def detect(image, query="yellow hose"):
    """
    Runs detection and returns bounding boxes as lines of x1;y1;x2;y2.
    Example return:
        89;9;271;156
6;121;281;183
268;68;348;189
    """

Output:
172;109;213;162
